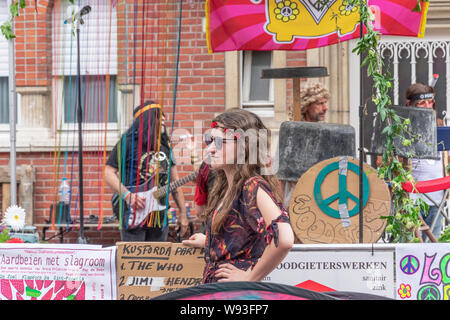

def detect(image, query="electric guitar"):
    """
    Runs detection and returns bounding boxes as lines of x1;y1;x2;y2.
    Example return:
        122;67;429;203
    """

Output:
112;171;199;228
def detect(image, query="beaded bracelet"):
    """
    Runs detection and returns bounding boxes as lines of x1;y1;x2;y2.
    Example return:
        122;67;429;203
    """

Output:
122;190;130;201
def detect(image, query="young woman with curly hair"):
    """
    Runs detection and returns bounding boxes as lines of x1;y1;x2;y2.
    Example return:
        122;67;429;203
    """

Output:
183;109;294;283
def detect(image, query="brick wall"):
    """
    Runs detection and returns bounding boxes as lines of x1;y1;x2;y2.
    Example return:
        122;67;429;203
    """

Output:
1;151;121;245
6;0;300;245
14;0;52;87
2;149;199;246
116;0;223;132
5;0;217;245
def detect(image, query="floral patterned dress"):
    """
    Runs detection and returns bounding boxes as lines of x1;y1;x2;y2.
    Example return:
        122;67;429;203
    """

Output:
202;176;290;283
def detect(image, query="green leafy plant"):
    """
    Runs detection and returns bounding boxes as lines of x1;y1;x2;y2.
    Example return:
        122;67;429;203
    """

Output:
1;0;27;40
0;0;74;40
413;0;429;12
349;0;432;242
0;227;11;243
438;226;450;242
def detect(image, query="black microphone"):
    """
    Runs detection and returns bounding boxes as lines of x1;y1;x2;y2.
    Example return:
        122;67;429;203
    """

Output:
64;5;91;24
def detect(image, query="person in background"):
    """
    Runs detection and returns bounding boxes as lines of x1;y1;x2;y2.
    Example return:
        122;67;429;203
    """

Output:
300;82;330;122
104;101;189;241
183;108;294;283
193;160;215;233
405;83;446;241
283;82;331;208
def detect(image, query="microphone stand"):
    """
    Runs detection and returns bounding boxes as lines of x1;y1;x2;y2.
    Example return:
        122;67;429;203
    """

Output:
358;19;364;244
74;16;87;244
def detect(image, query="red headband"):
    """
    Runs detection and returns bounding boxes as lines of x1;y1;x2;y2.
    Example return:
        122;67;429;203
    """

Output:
211;121;241;139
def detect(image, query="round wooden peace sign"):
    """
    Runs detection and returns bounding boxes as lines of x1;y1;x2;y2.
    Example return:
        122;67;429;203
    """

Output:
288;156;390;244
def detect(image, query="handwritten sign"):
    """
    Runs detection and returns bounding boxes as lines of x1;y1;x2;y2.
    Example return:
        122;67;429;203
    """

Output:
396;244;450;300
0;244;116;300
116;242;205;299
289;157;390;243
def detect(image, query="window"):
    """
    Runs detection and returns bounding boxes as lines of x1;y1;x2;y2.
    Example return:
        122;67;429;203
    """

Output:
359;38;450;149
0;77;8;125
63;74;117;123
241;51;274;117
52;0;118;126
0;0;9;124
376;39;448;116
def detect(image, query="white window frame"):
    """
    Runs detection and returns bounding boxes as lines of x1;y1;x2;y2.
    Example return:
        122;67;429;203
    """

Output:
0;77;10;128
52;77;119;132
349;35;450;153
240;50;274;118
52;0;119;133
0;0;10;128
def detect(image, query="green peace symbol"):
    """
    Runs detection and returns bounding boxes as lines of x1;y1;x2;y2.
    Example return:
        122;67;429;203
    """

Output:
313;160;370;219
417;285;441;300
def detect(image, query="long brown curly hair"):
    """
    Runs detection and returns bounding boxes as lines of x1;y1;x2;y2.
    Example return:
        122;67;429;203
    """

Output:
202;108;282;235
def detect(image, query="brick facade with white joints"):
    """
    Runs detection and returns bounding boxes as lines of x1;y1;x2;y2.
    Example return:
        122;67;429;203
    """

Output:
1;0;253;244
2;0;449;244
20;0;450;244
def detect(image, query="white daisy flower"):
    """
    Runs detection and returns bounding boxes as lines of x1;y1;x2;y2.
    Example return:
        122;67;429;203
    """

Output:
3;205;26;232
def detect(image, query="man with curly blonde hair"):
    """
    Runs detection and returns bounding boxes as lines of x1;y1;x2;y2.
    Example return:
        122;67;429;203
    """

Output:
300;82;330;122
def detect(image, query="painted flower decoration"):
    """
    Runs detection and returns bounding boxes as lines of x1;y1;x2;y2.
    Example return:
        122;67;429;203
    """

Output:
398;283;412;299
3;205;26;232
274;1;299;23
339;0;358;16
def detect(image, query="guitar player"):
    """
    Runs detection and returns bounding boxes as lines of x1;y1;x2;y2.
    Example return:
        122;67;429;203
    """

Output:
104;101;189;241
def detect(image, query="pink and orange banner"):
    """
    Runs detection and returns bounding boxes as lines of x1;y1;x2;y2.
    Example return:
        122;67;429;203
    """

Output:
206;0;429;53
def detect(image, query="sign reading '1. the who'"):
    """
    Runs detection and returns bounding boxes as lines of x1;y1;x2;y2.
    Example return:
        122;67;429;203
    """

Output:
116;242;205;300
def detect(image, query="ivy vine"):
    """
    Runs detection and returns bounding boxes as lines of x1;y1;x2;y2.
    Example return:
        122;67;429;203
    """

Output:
349;0;433;243
0;0;74;40
2;0;444;243
0;0;26;40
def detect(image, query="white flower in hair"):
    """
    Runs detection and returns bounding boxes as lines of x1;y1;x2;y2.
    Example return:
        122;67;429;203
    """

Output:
4;205;26;232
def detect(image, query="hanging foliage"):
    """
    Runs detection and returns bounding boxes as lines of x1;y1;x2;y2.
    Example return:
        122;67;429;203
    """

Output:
1;0;26;40
349;0;432;243
1;0;74;39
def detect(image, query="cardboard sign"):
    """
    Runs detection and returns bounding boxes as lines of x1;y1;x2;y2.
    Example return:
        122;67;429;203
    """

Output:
116;242;205;299
289;156;390;243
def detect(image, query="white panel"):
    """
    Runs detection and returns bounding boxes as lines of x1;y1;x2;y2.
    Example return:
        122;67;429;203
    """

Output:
0;0;9;76
52;0;117;75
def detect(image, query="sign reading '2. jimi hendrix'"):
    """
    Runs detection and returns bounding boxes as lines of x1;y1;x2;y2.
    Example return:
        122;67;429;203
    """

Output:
206;0;429;52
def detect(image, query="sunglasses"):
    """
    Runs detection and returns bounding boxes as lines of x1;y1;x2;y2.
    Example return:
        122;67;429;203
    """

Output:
204;133;236;149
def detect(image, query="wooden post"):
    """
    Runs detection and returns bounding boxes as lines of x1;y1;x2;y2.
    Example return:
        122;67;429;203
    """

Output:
0;165;35;225
2;183;11;213
19;165;35;226
261;66;328;122
292;78;302;121
418;215;438;243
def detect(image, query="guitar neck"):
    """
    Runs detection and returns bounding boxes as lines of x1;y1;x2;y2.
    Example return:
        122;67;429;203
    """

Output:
155;171;199;198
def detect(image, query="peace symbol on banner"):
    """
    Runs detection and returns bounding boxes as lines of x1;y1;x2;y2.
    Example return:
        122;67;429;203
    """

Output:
399;255;420;275
289;156;391;244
